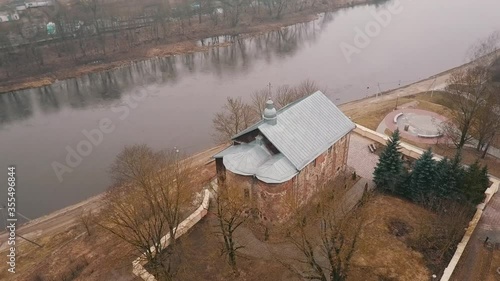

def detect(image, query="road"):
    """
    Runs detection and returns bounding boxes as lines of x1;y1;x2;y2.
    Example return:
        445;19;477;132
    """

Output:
0;193;104;252
340;49;500;116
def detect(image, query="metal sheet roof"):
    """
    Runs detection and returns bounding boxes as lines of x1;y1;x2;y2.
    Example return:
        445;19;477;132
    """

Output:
215;91;354;183
257;91;355;170
256;154;298;184
222;143;271;176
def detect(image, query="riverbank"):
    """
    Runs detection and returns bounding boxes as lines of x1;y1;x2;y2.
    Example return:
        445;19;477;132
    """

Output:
0;0;371;94
0;144;227;252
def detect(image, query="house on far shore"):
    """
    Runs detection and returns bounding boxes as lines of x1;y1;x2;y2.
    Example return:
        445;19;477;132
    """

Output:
213;91;356;223
0;11;20;23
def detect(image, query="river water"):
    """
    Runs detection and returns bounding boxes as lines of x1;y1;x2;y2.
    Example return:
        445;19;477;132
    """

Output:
1;0;499;220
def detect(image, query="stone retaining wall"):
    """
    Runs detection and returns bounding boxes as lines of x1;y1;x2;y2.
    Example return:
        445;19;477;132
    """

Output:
132;188;211;281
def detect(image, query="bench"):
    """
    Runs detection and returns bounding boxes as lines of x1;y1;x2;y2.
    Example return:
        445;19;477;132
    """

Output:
368;143;377;153
394;112;404;124
417;133;443;138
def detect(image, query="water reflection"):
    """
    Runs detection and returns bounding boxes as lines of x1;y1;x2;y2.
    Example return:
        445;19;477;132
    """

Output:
0;14;332;126
0;92;33;124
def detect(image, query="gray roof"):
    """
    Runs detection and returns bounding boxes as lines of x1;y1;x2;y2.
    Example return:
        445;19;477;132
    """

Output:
235;91;355;170
256;154;298;183
220;143;271;176
214;141;298;183
214;91;355;183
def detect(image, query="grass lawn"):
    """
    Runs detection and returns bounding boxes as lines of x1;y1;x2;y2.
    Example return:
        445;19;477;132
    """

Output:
343;97;413;130
343;91;453;131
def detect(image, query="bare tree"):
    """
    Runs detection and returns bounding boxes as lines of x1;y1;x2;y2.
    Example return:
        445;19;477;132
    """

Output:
444;65;496;149
443;34;500;150
211;179;250;274
79;210;96;236
99;144;192;280
471;86;500;158
281;188;363;281
274;79;322;108
220;0;248;27
410;201;473;267
212;97;257;143
251;88;271;117
262;0;289;19
79;0;106;55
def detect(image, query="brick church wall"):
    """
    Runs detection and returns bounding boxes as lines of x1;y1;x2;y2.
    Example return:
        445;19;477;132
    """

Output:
220;133;351;224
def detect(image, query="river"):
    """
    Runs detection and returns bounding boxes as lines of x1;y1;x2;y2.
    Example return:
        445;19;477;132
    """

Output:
1;0;499;221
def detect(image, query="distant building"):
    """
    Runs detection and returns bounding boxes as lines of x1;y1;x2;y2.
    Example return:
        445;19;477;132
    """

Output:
0;12;20;22
16;5;27;12
25;1;54;8
214;91;355;223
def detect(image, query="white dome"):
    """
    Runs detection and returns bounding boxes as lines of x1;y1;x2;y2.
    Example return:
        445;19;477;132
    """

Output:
263;99;277;125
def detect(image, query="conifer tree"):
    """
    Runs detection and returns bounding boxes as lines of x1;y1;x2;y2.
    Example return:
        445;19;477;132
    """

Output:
463;161;490;205
373;129;405;194
405;149;436;205
449;152;466;200
434;157;454;198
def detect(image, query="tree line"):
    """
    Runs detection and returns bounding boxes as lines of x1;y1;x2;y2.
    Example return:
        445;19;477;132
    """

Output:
0;0;351;82
374;129;490;210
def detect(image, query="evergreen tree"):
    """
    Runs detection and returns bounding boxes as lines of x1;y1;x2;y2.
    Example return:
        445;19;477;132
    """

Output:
463;161;490;205
434;157;455;198
405;149;437;205
434;153;465;202
449;152;466;200
373;129;405;194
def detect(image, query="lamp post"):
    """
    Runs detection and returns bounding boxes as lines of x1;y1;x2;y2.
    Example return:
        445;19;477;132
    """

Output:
395;93;400;110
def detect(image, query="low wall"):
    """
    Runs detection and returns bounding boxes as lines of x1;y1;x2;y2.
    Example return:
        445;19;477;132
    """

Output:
440;178;499;281
132;188;211;281
354;124;436;160
353;124;499;281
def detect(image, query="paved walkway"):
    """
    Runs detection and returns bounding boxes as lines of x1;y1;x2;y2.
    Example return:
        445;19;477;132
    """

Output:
381;108;448;144
347;134;379;181
376;101;419;134
451;192;500;281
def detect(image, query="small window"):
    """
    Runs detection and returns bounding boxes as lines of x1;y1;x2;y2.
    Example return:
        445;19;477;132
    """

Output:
313;159;317;167
244;189;250;199
328;147;332;154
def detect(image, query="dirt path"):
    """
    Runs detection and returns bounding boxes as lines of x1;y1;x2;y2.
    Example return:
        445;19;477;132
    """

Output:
339;72;450;114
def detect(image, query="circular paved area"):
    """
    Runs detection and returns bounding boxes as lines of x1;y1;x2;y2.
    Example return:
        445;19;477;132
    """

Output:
383;109;448;144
